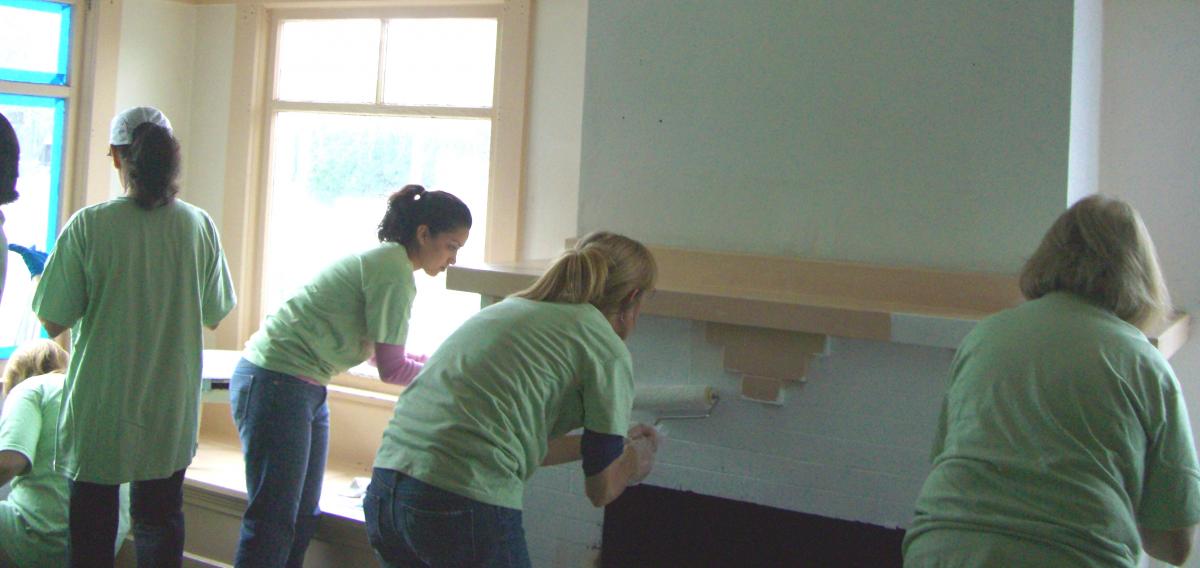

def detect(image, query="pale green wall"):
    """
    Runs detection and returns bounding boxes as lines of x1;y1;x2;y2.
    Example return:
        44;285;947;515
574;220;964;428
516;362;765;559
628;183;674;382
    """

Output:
579;0;1074;272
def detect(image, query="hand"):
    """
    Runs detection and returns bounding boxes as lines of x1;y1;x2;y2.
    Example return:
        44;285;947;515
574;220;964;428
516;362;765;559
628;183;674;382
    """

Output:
7;244;48;278
406;353;429;364
627;423;660;452
627;436;657;484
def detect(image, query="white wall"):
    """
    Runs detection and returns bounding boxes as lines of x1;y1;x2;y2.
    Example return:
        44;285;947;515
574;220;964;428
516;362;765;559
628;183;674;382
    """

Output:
519;0;587;260
1097;4;1200;565
111;0;234;227
184;5;236;228
578;0;1074;273
522;2;1200;567
111;0;195;200
1068;0;1103;206
523;2;1084;565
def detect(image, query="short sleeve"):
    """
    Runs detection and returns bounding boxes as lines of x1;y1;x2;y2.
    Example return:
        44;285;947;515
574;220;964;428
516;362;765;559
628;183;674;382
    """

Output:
32;214;88;328
0;382;45;467
199;214;236;328
580;345;635;437
1137;366;1200;530
363;254;416;345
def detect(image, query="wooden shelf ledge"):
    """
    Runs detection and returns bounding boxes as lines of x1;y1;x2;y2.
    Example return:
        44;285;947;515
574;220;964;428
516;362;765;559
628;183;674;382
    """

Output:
448;245;1191;361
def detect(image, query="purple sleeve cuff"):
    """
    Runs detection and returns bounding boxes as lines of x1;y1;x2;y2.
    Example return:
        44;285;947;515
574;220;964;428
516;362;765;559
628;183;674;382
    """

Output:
375;342;423;386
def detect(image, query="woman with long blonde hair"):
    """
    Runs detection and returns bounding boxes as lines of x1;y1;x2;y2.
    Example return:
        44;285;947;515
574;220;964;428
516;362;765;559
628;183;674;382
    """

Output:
366;231;661;567
904;195;1200;567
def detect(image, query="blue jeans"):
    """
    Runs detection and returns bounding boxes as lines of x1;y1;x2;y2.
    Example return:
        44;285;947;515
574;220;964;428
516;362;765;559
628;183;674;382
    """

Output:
68;469;185;568
365;468;531;568
230;359;329;568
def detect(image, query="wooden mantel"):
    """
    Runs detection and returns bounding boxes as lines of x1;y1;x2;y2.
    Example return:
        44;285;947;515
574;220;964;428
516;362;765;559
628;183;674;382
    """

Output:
446;245;1191;400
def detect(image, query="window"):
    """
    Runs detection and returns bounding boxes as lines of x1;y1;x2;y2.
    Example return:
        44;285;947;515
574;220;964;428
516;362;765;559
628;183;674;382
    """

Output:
251;5;527;362
0;0;75;358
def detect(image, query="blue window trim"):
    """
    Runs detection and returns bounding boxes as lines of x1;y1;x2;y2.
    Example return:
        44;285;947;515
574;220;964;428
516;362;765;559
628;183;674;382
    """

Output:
0;0;72;86
0;93;65;359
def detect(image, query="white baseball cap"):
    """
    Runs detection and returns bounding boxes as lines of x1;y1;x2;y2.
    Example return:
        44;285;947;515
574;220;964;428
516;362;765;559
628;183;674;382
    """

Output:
109;106;173;145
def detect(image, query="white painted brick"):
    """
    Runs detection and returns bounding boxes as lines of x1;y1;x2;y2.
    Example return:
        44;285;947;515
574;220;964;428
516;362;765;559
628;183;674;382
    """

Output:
552;542;600;568
755;480;809;512
800;487;880;523
526;533;557;567
875;498;917;529
524;486;604;523
524;511;602;548
520;319;960;540
527;464;573;493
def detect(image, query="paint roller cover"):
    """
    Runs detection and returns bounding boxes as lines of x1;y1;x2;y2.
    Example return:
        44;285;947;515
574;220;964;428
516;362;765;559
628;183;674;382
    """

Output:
633;385;716;417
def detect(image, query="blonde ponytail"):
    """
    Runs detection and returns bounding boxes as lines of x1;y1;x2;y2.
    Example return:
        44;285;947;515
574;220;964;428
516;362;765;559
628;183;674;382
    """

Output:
515;231;657;315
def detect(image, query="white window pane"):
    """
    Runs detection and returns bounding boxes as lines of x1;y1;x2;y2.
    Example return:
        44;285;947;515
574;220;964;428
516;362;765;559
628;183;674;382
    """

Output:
0;98;63;353
262;111;491;355
0;1;71;85
383;18;496;108
275;19;381;104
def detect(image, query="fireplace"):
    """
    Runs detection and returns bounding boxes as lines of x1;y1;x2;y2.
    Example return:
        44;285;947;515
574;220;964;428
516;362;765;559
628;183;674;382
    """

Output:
601;485;904;567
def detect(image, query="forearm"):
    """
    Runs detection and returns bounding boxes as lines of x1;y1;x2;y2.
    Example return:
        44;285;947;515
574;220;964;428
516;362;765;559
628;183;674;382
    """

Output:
1140;525;1195;566
584;437;654;507
0;450;31;486
542;435;582;466
374;343;423;386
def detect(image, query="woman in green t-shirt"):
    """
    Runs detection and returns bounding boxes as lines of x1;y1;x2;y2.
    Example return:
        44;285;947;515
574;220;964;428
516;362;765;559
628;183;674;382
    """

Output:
33;106;237;568
367;231;661;568
0;340;130;568
230;185;471;568
904;195;1200;567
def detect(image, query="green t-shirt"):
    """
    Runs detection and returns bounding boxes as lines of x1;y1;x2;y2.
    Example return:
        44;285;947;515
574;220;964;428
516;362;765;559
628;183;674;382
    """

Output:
374;297;635;510
0;373;131;567
244;243;416;384
904;292;1200;567
32;197;236;483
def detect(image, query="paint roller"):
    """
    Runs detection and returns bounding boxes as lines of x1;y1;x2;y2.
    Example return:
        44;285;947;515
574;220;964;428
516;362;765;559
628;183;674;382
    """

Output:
633;385;719;424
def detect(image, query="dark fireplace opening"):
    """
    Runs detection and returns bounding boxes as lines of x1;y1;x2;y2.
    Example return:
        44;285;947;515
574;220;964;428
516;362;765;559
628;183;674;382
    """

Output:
601;485;904;568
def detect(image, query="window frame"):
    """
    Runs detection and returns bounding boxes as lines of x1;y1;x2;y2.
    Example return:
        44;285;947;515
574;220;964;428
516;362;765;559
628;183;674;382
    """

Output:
214;1;530;389
0;0;85;359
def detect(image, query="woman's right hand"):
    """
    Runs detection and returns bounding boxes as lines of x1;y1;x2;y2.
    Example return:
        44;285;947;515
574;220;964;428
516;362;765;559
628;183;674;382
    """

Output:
627;423;660;452
626;424;659;484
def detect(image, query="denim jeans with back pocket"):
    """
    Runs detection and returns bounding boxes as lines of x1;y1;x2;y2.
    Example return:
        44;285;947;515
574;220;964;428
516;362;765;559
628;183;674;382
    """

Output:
364;467;531;568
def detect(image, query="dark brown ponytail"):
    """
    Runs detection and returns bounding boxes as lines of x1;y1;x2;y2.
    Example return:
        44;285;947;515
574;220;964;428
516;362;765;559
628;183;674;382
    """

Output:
116;122;180;210
377;184;472;245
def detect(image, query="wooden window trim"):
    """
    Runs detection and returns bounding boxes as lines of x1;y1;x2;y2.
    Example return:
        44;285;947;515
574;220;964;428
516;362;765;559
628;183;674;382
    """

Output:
214;2;530;395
